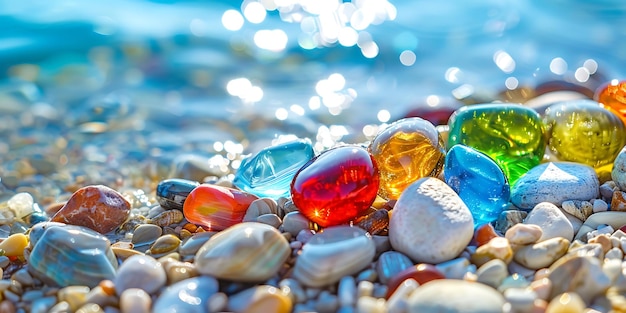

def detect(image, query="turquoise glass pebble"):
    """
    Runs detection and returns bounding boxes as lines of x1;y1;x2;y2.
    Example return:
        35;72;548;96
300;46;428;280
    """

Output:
444;144;510;227
234;138;315;198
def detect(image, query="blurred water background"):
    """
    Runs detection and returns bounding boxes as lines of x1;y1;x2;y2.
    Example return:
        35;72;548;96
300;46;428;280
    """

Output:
1;0;626;191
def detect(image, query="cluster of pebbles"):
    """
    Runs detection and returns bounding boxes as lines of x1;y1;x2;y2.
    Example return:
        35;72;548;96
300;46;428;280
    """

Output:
0;146;625;313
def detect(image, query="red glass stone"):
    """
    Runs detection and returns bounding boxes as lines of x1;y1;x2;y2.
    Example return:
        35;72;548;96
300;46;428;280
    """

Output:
385;263;445;298
472;223;500;247
182;184;259;231
290;146;380;227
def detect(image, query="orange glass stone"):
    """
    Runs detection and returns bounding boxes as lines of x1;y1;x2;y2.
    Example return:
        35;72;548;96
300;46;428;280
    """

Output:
473;223;500;247
182;184;259;231
369;118;446;200
595;80;626;125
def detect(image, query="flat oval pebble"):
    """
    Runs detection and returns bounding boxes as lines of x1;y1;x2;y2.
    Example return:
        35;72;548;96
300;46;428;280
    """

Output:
513;237;570;269
292;226;375;287
152;276;218;313
511;162;599;210
131;224;162;246
389;177;474;263
183;184;259;231
51;185;131;234
476;259;509;288
227;285;292;313
113;254;166;296
178;231;215;256
505;223;543;245
524;202;574;242
194;222;290;282
156;178;200;211
407;279;506;313
28;223;117;288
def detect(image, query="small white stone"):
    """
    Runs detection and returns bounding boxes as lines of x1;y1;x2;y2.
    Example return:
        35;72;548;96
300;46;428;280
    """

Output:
524;202;574;241
513;237;570;269
389;177;474;264
120;288;151;313
476;259;508;288
387;279;418;313
505;224;543;245
511;162;599;209
7;192;34;218
503;288;537;313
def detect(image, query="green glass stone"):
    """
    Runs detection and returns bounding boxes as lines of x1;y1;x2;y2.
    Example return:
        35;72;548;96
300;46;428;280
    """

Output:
543;99;626;169
447;104;545;185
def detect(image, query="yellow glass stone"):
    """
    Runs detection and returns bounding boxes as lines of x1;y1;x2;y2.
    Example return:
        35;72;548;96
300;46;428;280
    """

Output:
543;100;626;169
0;233;29;257
369;118;446;200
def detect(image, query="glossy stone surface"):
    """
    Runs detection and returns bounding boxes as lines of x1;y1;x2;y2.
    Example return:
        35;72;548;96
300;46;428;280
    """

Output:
595;80;626;124
447;104;545;185
292;226;376;287
385;264;445;298
290;146;379;227
28;223;117;288
194;222;290;282
156;178;200;210
183;184;259;231
543;100;626;170
369;117;445;200
152;276;219;313
444;144;510;227
51;185;131;234
234;139;314;199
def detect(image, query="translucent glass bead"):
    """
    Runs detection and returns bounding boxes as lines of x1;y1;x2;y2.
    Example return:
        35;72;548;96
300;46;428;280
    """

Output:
447;104;545;185
234;139;314;199
595;80;626;125
444;144;510;227
290;146;379;227
543;100;626;168
369;117;446;200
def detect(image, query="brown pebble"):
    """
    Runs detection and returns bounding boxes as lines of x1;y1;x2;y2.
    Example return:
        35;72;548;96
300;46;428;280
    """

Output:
588;234;612;253
611;190;626;212
45;202;66;216
0;300;16;313
183;223;198;233
149;210;184;227
99;280;116;296
51;185;131;234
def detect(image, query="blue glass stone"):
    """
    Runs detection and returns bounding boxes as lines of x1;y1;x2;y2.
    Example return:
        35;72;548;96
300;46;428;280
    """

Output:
156;178;200;210
234;138;315;198
444;144;510;227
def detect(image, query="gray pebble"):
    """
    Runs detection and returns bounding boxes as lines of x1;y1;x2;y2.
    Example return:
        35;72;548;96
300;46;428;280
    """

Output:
0;256;10;268
315;290;339;313
476;259;508;288
296;229;315;244
494;210;527;234
21;290;45;302
356;268;377;283
372;235;390;254
207;292;228;313
503;288;537;313
306;287;321;300
256;213;282;229
282;212;311;237
12;268;34;286
280;278;306;303
338;276;356;307
31;297;57;313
